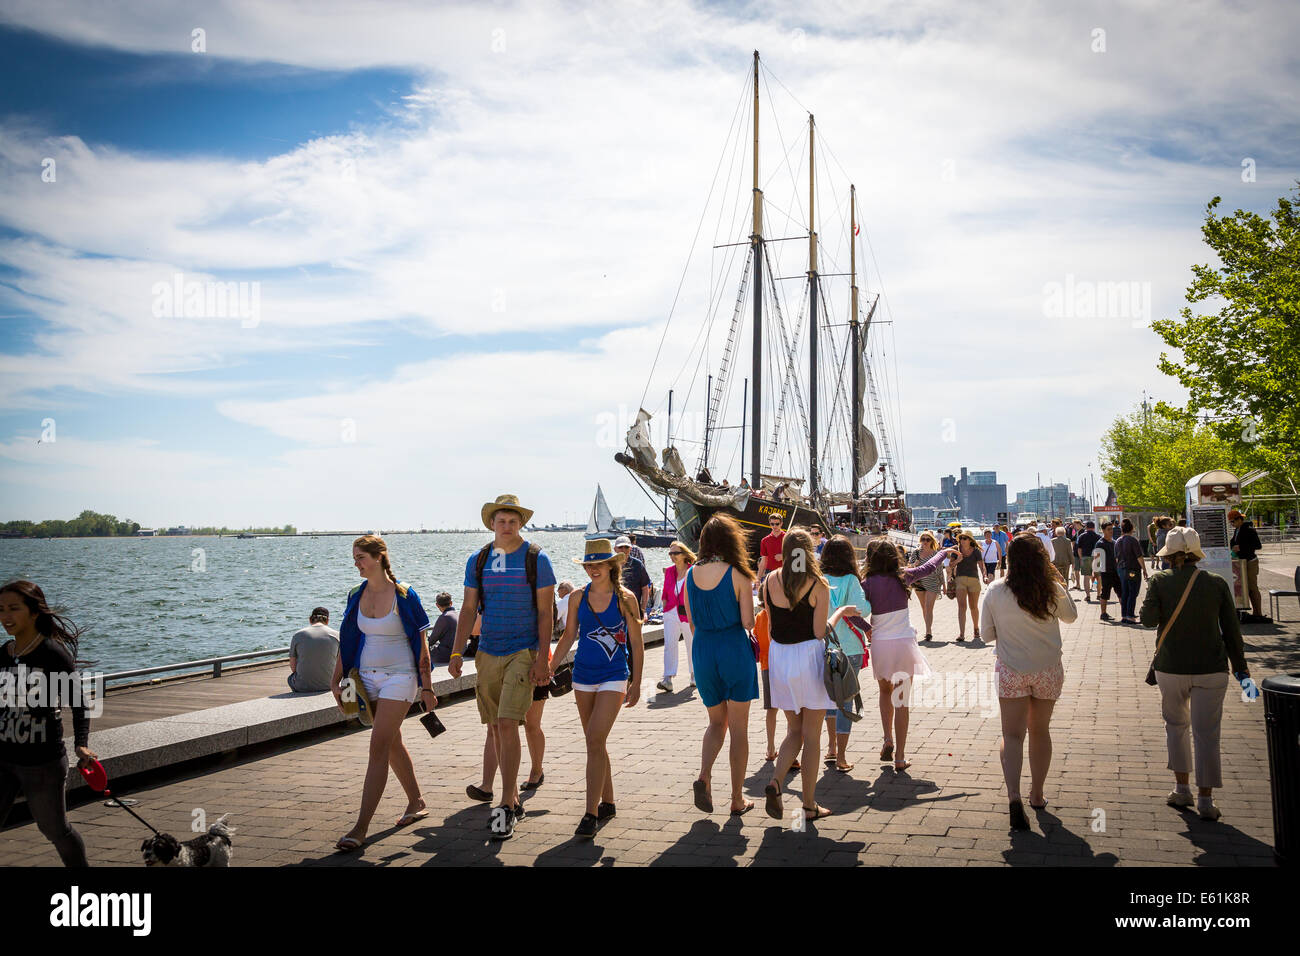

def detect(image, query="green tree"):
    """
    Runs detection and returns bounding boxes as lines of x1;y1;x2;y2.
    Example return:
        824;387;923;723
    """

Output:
1151;186;1300;482
1100;406;1245;514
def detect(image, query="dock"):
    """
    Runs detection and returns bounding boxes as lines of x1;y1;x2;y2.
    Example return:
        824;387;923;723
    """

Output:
3;555;1295;867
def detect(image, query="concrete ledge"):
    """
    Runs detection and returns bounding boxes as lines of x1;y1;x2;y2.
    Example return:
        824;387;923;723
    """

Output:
65;625;664;789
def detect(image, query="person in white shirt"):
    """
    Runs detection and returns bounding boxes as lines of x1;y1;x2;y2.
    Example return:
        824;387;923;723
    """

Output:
555;581;575;635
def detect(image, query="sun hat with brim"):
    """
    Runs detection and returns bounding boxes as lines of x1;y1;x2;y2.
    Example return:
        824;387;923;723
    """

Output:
481;494;534;530
574;539;627;565
1156;526;1206;561
614;536;632;549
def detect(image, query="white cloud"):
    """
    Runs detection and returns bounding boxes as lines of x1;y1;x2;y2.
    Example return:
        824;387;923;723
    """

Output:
1;0;1296;521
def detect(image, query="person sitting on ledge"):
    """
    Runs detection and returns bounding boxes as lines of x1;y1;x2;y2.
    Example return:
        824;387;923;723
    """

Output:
288;607;339;692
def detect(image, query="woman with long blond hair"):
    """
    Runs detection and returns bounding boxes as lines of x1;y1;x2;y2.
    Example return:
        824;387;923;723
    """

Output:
331;535;436;851
658;542;697;694
682;513;759;815
908;531;945;642
862;538;956;770
762;529;858;821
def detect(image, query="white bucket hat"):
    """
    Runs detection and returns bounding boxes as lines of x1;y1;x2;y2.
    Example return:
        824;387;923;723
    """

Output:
1156;526;1206;561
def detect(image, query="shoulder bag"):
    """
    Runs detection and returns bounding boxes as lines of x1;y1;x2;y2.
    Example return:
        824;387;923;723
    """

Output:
1145;570;1200;686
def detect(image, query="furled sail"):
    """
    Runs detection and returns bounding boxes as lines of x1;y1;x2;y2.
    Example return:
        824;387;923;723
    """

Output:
855;343;879;475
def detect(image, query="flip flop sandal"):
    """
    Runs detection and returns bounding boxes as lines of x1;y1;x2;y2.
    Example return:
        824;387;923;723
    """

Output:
334;836;364;852
521;773;545;791
730;801;755;816
764;782;783;820
395;809;429;827
836;763;855;772
788;760;801;773
802;805;831;821
692;779;713;813
1008;799;1031;831
893;760;912;772
880;743;894;761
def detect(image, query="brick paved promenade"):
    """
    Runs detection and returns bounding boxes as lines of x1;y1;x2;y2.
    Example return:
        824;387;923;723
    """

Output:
3;558;1295;866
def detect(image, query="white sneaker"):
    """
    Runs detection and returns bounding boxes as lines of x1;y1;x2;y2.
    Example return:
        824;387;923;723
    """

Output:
1166;790;1194;808
657;677;673;693
1198;801;1222;821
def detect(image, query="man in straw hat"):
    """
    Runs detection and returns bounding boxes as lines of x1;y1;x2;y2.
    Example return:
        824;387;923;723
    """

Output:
448;494;556;840
1140;526;1250;822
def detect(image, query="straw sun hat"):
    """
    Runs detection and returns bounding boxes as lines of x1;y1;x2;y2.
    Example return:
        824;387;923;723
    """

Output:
573;539;627;566
481;494;534;530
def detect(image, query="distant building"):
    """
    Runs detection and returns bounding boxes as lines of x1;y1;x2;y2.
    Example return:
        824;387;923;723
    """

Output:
911;467;1008;524
165;526;189;536
1015;485;1091;520
135;529;157;537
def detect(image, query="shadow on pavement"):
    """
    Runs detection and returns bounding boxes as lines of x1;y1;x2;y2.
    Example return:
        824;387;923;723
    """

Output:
750;822;867;866
647;816;751;866
1002;808;1118;866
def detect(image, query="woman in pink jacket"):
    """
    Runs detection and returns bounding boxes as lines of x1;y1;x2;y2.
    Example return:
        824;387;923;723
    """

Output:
657;544;696;694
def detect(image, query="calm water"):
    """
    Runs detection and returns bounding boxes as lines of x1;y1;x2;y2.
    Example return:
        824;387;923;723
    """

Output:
0;533;674;673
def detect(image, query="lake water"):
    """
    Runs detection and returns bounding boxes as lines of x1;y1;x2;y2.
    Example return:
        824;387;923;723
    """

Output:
0;532;674;673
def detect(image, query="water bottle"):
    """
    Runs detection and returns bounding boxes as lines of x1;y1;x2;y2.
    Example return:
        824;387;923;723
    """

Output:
1235;671;1258;701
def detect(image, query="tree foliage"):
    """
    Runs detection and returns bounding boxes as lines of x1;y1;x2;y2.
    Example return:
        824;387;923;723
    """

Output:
1151;185;1300;481
1100;406;1246;514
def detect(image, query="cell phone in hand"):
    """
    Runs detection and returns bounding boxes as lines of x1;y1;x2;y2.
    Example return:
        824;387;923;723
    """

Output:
845;614;871;631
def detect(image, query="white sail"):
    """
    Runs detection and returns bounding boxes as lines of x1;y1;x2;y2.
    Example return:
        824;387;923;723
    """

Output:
587;484;617;538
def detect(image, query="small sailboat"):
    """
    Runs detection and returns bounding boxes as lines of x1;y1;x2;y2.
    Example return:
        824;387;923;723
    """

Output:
584;484;624;541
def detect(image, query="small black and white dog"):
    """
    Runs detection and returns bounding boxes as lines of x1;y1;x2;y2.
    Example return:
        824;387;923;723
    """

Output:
141;815;235;867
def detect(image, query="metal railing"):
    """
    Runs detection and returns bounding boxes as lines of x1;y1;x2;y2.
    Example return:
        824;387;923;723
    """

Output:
102;647;290;686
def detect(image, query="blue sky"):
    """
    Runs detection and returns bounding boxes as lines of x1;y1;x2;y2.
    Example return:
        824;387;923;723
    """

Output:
1;0;1297;529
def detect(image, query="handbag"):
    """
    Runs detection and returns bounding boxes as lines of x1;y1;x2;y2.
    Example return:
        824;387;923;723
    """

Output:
549;661;574;696
944;575;957;600
823;629;864;723
1145;570;1200;686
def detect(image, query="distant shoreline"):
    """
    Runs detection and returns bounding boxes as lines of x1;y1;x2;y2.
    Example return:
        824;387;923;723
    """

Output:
0;528;590;540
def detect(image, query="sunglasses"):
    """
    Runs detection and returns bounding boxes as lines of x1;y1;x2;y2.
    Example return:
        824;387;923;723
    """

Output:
668;549;684;556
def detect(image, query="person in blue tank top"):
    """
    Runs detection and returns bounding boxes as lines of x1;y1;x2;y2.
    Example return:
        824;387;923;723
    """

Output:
682;513;759;816
548;539;643;839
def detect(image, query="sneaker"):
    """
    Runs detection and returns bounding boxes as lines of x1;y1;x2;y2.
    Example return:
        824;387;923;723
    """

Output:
1166;790;1194;808
489;803;523;840
1198;801;1222;821
574;813;599;839
1099;612;1112;621
657;677;673;694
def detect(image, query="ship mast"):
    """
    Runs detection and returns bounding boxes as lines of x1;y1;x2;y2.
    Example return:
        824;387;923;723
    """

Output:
807;113;819;500
749;50;763;491
850;184;860;503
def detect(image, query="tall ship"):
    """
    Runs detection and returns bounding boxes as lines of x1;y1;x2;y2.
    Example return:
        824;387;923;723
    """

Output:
614;51;910;559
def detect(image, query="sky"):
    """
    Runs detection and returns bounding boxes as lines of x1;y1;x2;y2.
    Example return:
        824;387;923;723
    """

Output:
1;0;1297;530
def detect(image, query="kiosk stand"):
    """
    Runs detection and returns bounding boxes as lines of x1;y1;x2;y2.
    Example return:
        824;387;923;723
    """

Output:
1185;470;1250;610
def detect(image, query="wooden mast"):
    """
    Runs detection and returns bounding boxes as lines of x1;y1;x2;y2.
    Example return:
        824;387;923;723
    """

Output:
807;113;819;500
850;184;860;503
750;50;763;491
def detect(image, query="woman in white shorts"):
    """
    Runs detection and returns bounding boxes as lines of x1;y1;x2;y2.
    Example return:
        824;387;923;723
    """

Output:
982;534;1076;831
331;535;436;851
761;529;858;822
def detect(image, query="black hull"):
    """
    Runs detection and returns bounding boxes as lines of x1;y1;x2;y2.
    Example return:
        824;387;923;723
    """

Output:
674;497;882;565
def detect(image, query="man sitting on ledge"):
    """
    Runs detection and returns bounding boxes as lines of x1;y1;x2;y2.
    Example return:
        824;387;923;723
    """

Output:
288;607;339;692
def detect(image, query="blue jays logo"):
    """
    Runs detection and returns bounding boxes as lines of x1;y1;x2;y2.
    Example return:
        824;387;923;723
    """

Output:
587;624;627;661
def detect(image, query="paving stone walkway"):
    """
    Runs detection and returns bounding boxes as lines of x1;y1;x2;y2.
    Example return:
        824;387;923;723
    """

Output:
3;555;1294;867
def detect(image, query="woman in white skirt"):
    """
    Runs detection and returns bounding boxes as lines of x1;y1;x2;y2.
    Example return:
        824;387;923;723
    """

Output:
761;529;858;822
657;543;696;694
862;538;956;771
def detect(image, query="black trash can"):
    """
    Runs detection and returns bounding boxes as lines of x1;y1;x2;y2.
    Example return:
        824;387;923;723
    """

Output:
1262;674;1300;864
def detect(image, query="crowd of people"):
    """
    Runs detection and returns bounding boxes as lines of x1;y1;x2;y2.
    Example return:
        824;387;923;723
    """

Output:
0;493;1259;863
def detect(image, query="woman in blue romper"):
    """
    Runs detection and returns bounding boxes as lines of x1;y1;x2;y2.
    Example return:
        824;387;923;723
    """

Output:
551;539;643;838
683;513;759;816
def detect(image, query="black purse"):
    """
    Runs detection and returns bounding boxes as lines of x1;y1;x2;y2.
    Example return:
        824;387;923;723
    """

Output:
549;662;574;696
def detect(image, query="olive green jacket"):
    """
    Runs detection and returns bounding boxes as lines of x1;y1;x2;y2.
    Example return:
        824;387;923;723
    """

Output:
1139;565;1246;675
